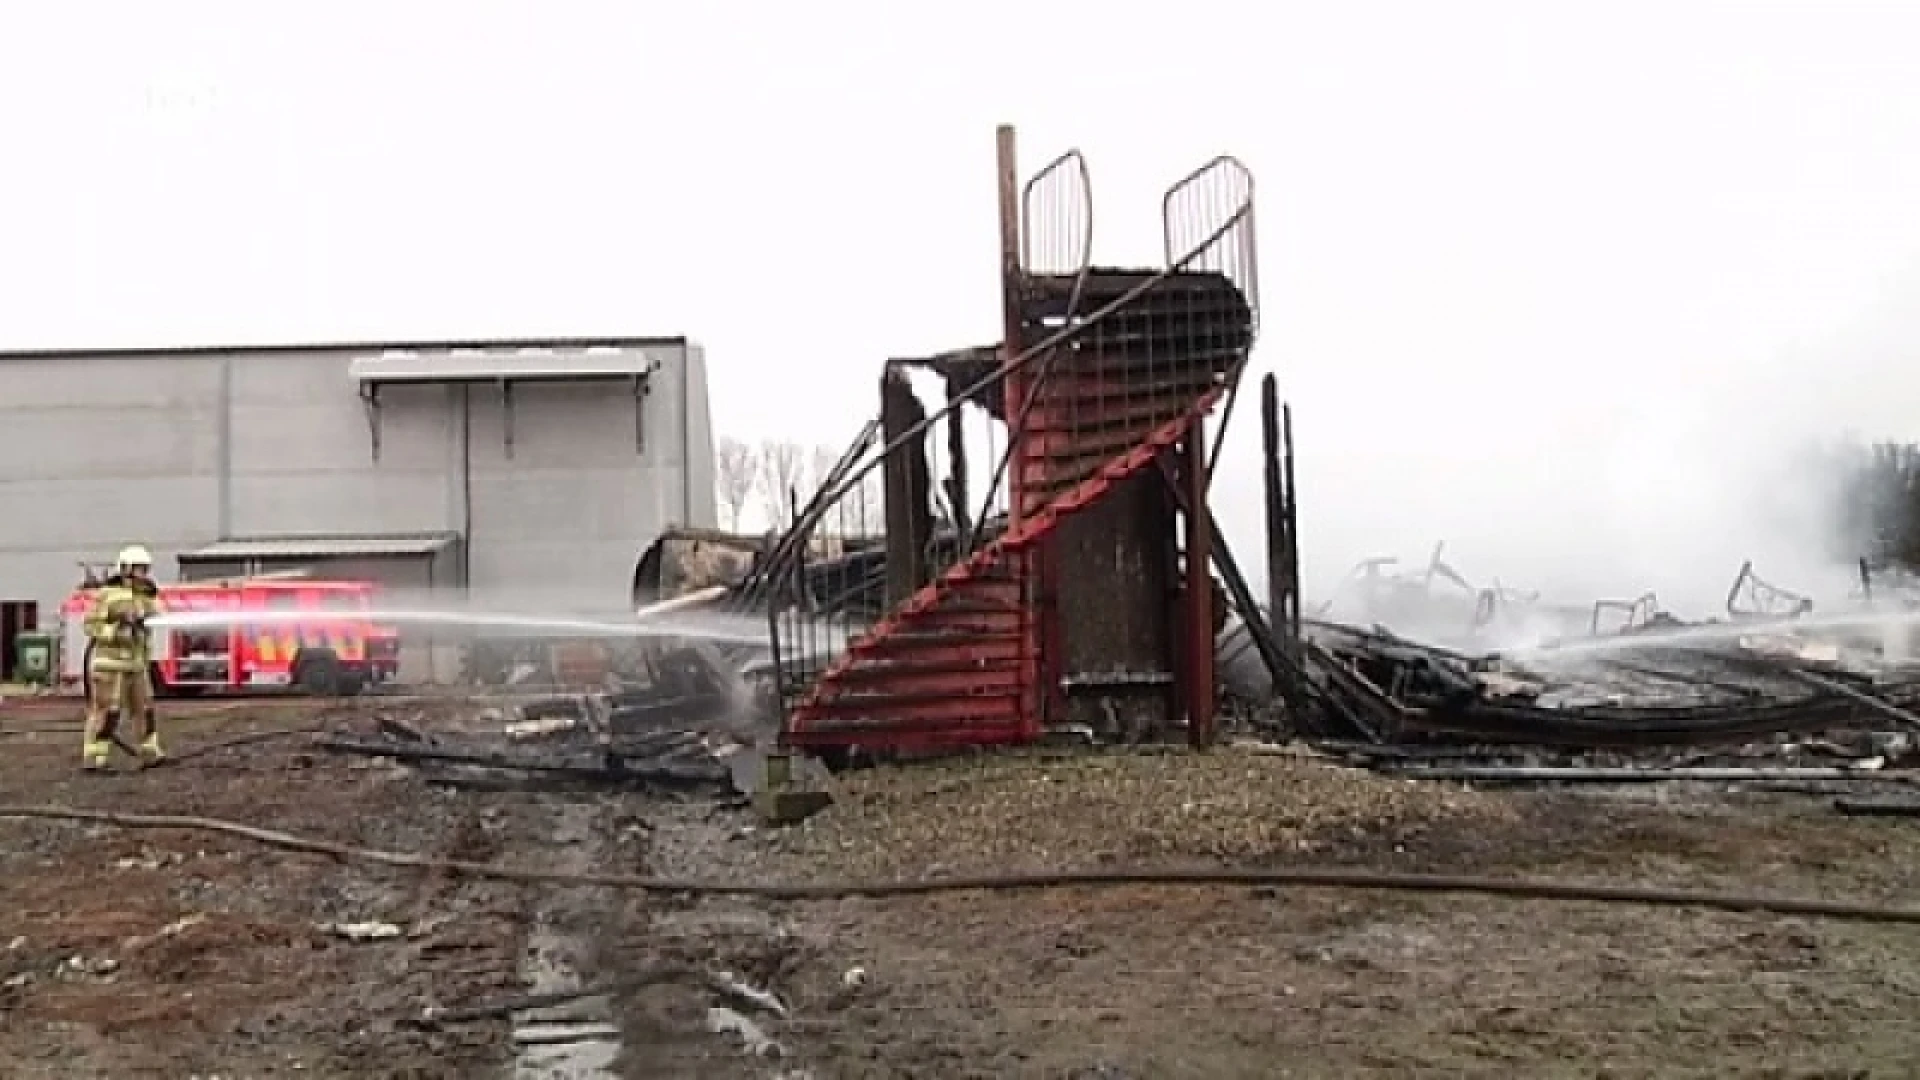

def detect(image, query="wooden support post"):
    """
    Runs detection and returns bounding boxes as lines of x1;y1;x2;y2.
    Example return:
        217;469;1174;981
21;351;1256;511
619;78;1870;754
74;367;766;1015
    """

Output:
1184;419;1216;748
880;365;931;607
943;406;972;545
1262;375;1286;641
996;124;1023;449
1262;374;1298;659
1281;401;1301;645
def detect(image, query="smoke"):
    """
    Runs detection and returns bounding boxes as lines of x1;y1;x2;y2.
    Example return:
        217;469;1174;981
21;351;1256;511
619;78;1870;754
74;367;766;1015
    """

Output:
1144;6;1920;632
1214;260;1920;629
1289;378;1882;623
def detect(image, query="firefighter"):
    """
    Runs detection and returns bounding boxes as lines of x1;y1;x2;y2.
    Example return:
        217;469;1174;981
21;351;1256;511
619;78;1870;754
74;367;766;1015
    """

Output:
80;545;165;770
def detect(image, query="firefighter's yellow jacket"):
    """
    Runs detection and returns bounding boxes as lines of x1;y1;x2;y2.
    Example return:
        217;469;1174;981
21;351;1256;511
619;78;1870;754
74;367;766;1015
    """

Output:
84;578;163;674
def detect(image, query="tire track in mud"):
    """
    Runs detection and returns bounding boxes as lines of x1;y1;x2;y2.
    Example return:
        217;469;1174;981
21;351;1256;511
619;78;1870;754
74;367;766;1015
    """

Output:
602;801;812;1079
511;796;624;1079
321;778;536;1078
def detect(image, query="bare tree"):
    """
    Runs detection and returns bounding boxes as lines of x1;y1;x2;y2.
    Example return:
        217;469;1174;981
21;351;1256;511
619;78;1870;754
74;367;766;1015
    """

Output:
806;443;846;536
796;442;889;539
850;460;886;538
714;437;760;531
809;444;839;495
758;439;807;531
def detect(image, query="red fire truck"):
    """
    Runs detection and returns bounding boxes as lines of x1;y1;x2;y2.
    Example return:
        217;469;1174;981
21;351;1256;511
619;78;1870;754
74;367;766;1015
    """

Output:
59;577;400;696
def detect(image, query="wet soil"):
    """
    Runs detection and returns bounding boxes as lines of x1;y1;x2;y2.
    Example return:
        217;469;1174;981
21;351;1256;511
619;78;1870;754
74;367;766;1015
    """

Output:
607;762;1920;1079
5;701;1920;1078
0;699;533;1078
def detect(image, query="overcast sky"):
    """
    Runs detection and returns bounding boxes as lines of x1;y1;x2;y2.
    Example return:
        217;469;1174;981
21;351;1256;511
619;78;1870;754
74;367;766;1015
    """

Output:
5;1;1919;613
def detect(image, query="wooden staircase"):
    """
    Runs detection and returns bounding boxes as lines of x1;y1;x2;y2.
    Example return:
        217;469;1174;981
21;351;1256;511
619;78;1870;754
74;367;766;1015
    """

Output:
782;268;1256;753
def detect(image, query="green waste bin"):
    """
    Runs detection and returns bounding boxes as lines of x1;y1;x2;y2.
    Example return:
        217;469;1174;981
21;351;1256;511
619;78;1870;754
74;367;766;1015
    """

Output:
13;631;56;686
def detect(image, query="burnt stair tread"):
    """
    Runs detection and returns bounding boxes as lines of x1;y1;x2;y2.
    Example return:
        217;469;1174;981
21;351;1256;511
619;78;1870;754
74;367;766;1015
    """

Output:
829;656;1024;681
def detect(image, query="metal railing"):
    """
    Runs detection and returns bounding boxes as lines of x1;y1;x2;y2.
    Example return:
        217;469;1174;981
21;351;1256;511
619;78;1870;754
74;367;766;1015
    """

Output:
1163;156;1259;481
759;145;1260;719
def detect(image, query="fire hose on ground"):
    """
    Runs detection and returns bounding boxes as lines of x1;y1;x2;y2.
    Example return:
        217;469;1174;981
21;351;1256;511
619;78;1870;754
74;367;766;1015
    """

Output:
3;804;1920;926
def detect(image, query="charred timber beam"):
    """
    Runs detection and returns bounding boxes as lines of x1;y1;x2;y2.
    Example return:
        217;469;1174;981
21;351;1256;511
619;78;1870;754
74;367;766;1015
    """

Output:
944;405;972;544
880;364;934;608
1770;665;1920;730
1301;640;1403;743
1183;420;1216;748
1280;400;1300;644
1393;698;1863;749
1151;454;1309;713
1594;657;1774;699
895;345;1006;422
1262;375;1302;659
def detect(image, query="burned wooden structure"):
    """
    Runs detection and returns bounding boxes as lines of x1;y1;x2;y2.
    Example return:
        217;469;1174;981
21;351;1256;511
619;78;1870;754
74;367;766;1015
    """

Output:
738;127;1262;755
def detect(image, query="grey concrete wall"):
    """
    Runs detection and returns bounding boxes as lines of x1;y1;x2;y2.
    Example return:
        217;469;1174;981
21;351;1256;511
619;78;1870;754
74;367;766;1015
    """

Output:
462;348;716;613
227;356;455;537
0;340;717;647
683;343;719;532
0;352;226;617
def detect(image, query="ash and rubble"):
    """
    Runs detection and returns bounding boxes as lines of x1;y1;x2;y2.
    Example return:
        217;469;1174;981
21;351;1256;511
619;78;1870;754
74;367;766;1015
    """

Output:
319;638;784;805
619;524;1920;771
1217;551;1920;791
335;529;1920;813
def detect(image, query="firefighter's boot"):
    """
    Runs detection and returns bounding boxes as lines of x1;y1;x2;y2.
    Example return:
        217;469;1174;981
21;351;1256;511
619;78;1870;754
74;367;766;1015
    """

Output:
139;732;165;765
81;739;111;771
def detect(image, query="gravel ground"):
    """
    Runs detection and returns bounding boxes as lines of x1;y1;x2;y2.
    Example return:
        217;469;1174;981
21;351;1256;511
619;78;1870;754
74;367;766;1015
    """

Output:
746;744;1518;879
615;746;1920;1078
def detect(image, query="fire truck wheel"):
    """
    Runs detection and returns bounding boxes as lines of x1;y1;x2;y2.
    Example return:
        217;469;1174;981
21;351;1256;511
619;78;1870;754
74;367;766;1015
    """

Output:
294;650;344;696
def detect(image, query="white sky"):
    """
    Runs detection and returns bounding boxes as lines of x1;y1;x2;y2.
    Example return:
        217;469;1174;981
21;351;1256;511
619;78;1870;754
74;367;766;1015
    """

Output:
6;1;1920;613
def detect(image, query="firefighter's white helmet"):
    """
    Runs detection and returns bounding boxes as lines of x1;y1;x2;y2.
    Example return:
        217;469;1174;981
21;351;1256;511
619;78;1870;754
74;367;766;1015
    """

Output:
116;545;154;571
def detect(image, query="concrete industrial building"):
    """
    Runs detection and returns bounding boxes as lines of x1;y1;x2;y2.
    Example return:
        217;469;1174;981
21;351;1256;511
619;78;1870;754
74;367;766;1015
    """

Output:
0;336;716;681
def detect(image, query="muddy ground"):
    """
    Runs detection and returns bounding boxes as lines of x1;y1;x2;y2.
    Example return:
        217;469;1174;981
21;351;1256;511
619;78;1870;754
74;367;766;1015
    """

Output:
4;695;1920;1078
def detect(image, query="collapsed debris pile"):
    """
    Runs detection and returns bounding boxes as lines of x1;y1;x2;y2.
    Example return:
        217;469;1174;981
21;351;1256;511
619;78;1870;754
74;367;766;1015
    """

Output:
1247;550;1920;793
1294;620;1916;748
625;500;1920;777
319;643;766;795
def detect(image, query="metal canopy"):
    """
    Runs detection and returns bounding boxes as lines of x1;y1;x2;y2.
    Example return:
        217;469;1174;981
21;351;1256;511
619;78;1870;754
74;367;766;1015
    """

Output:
348;347;662;384
179;532;461;564
348;344;666;460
